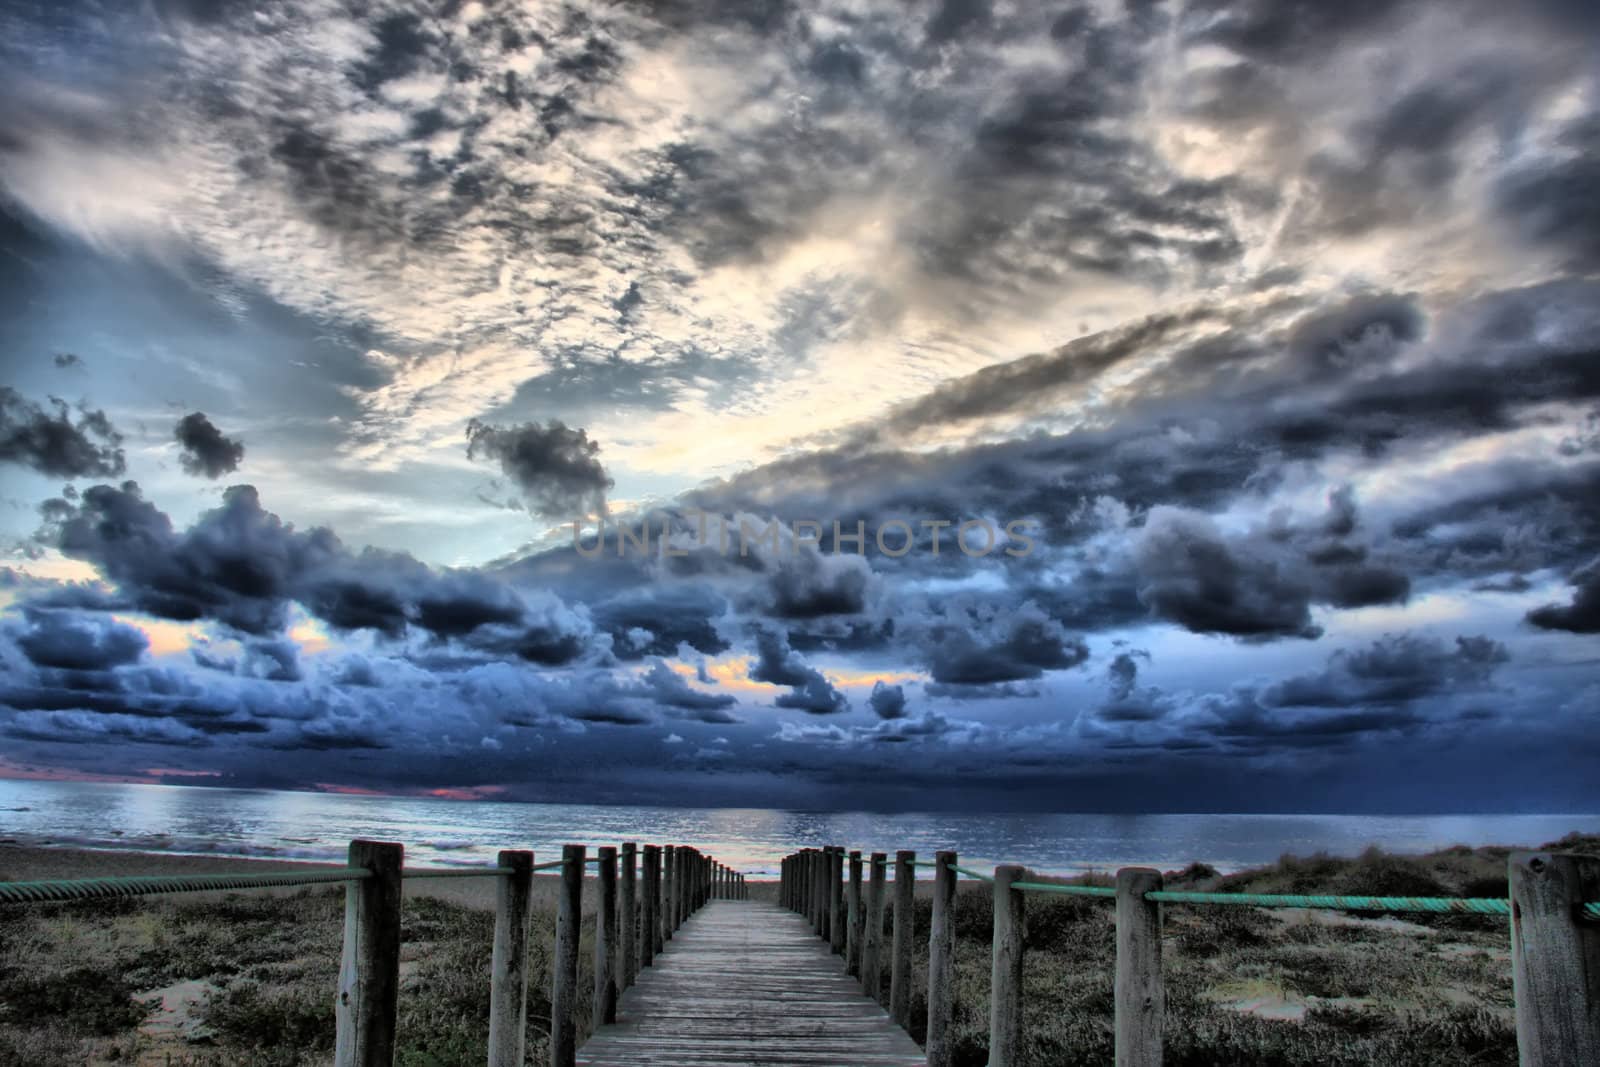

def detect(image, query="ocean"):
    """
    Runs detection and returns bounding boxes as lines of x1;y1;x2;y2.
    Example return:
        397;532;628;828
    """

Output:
2;778;1595;877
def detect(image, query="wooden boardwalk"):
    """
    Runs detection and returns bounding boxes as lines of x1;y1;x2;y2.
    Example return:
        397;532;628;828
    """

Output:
577;899;927;1066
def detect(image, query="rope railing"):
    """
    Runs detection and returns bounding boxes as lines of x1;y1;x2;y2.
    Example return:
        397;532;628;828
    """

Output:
0;868;371;903
777;844;1600;1067
401;867;511;879
1011;879;1114;898
0;838;747;1067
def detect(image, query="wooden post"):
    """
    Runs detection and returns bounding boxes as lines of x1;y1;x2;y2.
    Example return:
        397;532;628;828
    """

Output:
664;846;676;941
890;850;916;1027
1115;867;1164;1067
488;850;534;1067
1511;852;1600;1064
819;844;832;940
620;842;637;987
819;848;833;943
550;844;584;1067
643;845;660;965
335;839;402;1067
926;850;957;1067
846;850;864;977
830;847;846;955
595;846;619;1026
863;852;887;1004
988;864;1026;1067
801;851;812;925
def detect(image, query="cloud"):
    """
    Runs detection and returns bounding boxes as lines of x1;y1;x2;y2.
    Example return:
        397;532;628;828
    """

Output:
12;609;148;670
638;659;739;721
868;680;907;720
1526;559;1600;633
173;412;245;479
1262;634;1509;708
466;419;613;519
0;388;126;479
749;628;848;714
42;481;596;663
1134;508;1322;640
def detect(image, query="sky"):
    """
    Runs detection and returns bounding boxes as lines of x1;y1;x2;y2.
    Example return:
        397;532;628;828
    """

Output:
0;0;1598;813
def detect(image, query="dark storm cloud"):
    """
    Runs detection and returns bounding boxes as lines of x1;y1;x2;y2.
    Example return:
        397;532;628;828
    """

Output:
1134;508;1322;640
914;601;1089;685
925;0;991;44
1095;650;1175;723
12;609;147;671
466;419;613;519
1527;559;1600;633
749;628;847;714
1496;118;1600;273
1184;0;1407;64
587;583;730;661
765;551;874;619
868;680;907;720
1262;634;1508;708
174;412;245;479
1286;293;1425;379
41;482;596;663
638;659;739;722
0;388;126;479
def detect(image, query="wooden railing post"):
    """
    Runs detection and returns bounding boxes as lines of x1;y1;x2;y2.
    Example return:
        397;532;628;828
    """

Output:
643;844;661;964
550;844;584;1067
802;851;813;927
1511;852;1600;1064
1115;867;1164;1066
890;850;916;1027
989;864;1026;1067
620;842;637;987
488;849;534;1067
846;850;864;977
830;847;846;955
863;852;887;1004
926;850;957;1067
595;845;619;1026
335;839;402;1067
819;847;834;943
664;846;676;941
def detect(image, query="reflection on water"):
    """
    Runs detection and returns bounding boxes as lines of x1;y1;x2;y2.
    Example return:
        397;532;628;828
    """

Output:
1;779;1595;876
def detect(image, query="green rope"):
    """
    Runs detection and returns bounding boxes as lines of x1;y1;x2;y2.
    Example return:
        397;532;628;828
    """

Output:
951;865;994;883
1012;881;1116;898
402;868;509;879
1145;890;1511;914
0;869;370;904
531;860;566;871
1585;902;1600;921
910;860;939;869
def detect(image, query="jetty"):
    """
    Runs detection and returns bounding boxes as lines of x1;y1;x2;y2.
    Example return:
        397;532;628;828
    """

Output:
2;839;1598;1066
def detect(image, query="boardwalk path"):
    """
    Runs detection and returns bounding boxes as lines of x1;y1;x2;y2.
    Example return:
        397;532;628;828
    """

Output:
577;899;927;1066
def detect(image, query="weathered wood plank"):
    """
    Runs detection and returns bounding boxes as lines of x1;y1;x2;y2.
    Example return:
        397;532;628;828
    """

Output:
577;900;924;1067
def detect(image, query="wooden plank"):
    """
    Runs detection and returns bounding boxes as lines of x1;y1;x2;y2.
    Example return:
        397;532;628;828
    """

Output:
578;900;925;1067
